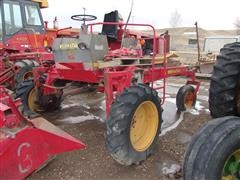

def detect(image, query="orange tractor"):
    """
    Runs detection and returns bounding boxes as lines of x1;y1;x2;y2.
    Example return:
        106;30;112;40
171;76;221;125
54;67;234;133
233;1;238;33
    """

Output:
0;0;78;89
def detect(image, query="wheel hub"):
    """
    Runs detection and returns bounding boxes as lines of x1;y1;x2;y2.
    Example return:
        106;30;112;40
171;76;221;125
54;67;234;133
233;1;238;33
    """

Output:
184;91;194;109
130;101;158;152
222;150;240;180
28;88;45;112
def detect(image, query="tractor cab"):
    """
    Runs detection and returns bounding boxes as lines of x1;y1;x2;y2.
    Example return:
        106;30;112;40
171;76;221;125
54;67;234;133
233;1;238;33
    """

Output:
0;0;46;52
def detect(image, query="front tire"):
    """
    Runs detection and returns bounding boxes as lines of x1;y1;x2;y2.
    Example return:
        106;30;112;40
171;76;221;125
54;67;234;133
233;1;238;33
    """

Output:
183;116;240;180
105;84;163;165
176;85;196;111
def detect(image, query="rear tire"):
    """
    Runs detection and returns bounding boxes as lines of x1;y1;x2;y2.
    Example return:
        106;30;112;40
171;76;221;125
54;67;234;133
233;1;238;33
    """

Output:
183;116;240;180
209;42;240;118
105;84;163;165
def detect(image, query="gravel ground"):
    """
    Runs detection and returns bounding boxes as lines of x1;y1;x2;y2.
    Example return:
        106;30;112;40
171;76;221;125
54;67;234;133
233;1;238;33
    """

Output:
28;77;211;180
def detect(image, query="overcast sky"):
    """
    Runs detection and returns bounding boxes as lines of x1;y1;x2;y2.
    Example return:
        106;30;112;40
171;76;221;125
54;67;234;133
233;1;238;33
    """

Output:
42;0;240;30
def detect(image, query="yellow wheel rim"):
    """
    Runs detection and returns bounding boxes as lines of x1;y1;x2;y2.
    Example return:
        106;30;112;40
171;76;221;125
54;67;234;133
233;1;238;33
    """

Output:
222;150;240;180
130;101;159;152
28;88;44;112
184;91;194;109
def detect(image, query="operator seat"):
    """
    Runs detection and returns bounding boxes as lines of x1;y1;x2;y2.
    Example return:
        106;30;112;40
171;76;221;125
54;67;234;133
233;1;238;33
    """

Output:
101;10;121;41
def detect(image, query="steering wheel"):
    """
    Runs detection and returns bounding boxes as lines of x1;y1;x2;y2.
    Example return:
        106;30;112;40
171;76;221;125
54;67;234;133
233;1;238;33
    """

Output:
71;14;97;24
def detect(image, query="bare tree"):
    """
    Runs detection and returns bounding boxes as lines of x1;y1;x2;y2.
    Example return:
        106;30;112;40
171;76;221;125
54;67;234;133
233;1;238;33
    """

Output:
234;18;240;35
169;10;182;28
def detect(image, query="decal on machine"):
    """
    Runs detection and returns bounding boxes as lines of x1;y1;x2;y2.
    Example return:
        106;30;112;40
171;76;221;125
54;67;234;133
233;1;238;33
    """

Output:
59;43;78;49
17;142;33;174
167;69;182;75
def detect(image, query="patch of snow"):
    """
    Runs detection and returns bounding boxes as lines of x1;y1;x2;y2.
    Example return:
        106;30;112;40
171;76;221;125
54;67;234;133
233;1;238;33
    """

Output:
78;104;91;110
162;164;181;178
58;114;104;124
165;97;176;104
185;101;205;115
197;95;209;102
195;101;204;111
161;100;208;135
160;112;184;136
99;100;106;111
61;102;90;110
166;82;184;88
205;109;210;113
61;103;79;109
187;108;199;115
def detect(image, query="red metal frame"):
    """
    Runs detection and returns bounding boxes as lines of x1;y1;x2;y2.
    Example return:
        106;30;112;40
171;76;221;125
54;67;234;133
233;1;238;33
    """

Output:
31;22;200;116
89;22;200;114
0;86;85;179
0;86;22;128
103;65;200;115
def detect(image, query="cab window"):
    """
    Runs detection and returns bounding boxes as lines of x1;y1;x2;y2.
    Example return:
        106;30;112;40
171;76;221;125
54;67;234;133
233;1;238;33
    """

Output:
25;4;42;26
4;1;23;35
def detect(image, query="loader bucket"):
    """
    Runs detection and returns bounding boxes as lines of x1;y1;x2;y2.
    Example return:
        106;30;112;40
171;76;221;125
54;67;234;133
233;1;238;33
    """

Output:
0;117;85;180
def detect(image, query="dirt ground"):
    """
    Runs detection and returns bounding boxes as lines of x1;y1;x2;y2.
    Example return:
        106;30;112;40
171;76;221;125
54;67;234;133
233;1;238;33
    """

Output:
28;77;211;180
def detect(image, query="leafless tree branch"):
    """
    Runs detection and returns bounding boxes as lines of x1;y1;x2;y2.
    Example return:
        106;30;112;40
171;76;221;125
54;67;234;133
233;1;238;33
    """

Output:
169;10;182;28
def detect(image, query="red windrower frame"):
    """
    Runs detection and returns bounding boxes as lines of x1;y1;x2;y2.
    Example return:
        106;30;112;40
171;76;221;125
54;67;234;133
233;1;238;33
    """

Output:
32;22;200;116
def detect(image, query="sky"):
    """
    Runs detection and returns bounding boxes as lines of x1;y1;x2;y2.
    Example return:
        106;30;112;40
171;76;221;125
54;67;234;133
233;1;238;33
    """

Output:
41;0;240;30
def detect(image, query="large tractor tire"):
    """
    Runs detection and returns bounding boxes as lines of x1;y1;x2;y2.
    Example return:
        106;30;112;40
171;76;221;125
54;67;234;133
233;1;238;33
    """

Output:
176;85;196;112
105;84;163;165
183;116;240;180
209;42;240;118
15;60;39;87
16;79;62;116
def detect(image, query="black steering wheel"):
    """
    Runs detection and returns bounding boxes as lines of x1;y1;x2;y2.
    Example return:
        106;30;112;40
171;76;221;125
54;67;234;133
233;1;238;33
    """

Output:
71;14;97;24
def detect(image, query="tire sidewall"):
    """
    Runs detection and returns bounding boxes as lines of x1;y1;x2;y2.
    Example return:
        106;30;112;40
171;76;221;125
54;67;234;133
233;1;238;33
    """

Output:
22;81;35;114
106;85;163;165
204;130;240;179
183;117;240;180
127;90;162;158
15;60;38;86
209;42;240;117
15;66;32;83
177;85;196;111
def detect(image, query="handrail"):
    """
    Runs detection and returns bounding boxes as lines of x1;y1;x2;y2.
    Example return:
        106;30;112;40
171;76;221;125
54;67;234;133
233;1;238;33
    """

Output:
87;22;167;83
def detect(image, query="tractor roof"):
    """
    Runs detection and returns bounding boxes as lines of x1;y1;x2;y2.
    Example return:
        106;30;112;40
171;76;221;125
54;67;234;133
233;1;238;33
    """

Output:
31;0;48;8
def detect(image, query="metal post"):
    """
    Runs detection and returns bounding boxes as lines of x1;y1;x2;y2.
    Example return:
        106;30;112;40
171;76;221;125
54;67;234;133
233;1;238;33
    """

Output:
195;22;201;71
